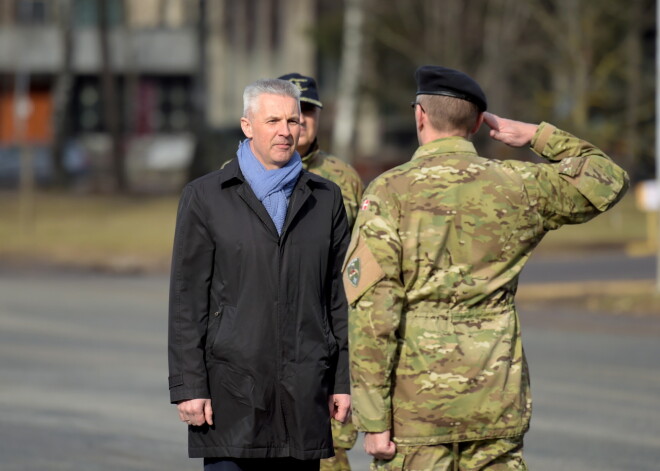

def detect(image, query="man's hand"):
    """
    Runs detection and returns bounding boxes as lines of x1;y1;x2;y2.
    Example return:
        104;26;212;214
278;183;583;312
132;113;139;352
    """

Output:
483;112;538;148
328;393;351;423
176;398;213;427
364;430;396;460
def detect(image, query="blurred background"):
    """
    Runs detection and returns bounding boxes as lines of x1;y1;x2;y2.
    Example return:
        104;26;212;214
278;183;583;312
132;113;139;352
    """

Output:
1;2;659;470
0;0;657;271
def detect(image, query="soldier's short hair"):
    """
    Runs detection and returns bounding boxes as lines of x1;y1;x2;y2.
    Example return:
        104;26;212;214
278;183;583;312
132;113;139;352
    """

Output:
419;94;480;134
243;79;301;118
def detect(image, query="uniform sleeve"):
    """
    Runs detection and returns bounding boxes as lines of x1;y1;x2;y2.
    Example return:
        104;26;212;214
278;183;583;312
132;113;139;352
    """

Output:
168;184;215;403
340;168;365;231
515;122;629;231
328;185;351;395
343;185;404;432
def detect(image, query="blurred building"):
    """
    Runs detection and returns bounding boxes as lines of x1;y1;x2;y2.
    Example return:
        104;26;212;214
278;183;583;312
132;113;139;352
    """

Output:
0;0;317;190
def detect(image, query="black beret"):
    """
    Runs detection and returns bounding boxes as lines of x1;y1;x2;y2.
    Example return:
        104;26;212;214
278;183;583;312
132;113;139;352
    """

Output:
415;65;487;111
278;73;323;109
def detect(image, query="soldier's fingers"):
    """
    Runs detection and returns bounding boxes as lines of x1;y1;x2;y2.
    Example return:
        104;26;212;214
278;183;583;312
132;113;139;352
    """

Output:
483;112;499;130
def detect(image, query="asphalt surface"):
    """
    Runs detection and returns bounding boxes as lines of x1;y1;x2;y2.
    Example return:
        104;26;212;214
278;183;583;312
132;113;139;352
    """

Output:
0;252;658;470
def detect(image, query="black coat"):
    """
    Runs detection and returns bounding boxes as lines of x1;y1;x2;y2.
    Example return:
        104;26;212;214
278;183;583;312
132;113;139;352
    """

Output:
168;159;350;459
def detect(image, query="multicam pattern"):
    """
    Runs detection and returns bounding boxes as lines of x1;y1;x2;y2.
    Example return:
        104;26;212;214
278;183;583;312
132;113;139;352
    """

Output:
306;142;363;470
303;143;364;230
344;123;629;445
319;418;359;471
371;436;526;471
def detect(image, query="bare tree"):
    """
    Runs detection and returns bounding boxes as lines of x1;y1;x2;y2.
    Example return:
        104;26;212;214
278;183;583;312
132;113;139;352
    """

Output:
51;0;74;187
98;0;125;191
624;0;644;173
331;0;365;161
187;0;210;182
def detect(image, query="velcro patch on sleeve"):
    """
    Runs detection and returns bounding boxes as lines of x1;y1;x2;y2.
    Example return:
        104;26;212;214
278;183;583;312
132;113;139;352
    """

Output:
343;237;386;305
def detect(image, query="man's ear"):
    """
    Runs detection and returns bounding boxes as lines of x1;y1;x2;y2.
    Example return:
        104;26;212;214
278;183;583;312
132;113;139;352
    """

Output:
240;117;252;139
416;106;425;134
470;112;485;135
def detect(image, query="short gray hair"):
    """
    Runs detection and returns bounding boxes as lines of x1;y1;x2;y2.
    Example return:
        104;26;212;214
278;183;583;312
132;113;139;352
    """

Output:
243;79;301;118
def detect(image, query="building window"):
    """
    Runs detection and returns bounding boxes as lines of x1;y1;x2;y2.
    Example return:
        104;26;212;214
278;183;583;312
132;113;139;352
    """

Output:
73;0;124;27
15;0;52;25
136;77;191;134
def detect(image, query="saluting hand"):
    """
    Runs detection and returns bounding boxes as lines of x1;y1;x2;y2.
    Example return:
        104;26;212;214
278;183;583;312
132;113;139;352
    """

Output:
483;112;539;148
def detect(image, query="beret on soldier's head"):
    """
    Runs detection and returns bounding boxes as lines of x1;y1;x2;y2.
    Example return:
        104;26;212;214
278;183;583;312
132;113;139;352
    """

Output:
278;73;323;109
415;65;487;111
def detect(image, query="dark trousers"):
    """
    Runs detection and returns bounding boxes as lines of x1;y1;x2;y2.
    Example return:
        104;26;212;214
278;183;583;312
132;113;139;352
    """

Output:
203;457;320;471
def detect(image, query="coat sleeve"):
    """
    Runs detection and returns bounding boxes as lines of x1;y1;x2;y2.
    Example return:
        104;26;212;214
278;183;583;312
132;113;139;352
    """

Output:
343;185;404;432
168;184;215;403
510;122;629;231
328;184;351;395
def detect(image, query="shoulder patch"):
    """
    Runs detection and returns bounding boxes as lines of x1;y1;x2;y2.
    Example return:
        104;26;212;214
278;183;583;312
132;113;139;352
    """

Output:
361;199;370;211
346;257;361;287
342;236;385;305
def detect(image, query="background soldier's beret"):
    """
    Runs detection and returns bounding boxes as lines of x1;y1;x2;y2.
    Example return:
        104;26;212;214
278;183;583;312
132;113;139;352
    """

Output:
415;65;487;111
278;73;323;109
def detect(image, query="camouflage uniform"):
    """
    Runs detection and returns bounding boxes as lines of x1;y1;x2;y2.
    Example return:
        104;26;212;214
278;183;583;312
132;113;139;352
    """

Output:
343;123;628;469
303;139;363;471
303;140;364;231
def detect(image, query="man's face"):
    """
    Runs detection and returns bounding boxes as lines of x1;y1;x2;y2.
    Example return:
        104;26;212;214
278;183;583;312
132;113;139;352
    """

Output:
240;93;301;169
297;103;321;155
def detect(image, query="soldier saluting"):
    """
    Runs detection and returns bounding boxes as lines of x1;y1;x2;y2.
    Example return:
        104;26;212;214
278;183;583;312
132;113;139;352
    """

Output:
344;65;629;470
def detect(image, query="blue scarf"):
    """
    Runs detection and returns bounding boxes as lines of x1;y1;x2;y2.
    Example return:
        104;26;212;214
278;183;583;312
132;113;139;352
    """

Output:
237;139;302;235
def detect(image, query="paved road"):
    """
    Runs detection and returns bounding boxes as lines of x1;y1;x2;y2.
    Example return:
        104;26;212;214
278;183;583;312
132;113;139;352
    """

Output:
0;252;658;470
520;251;656;283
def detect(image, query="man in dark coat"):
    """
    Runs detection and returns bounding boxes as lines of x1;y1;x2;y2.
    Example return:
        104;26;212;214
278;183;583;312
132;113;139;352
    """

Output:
168;78;351;471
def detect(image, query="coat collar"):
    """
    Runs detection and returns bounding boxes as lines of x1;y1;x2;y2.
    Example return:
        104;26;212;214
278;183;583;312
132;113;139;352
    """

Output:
220;157;317;238
219;158;244;187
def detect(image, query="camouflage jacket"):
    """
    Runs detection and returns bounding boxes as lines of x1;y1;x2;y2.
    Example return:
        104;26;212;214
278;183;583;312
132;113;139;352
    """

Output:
343;122;629;445
303;141;364;230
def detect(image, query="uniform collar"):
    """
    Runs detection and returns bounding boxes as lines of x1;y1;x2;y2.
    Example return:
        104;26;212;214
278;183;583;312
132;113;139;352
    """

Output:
301;139;320;167
411;136;478;162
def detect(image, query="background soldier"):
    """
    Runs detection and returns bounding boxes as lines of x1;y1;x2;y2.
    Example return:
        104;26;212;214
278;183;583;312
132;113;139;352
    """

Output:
343;65;629;470
279;73;363;471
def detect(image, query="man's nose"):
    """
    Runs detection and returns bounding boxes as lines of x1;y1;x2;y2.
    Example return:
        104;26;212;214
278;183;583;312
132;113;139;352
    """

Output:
278;121;293;136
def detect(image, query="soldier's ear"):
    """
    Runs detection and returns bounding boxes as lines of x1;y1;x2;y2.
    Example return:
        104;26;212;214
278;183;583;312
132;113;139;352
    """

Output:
470;112;485;135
